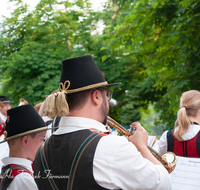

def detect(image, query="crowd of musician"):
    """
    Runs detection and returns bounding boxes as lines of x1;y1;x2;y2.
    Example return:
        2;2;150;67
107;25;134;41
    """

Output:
0;55;200;190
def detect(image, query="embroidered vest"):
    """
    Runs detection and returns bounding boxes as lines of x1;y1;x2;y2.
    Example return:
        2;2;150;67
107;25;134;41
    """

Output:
0;164;33;190
33;129;109;190
167;129;200;157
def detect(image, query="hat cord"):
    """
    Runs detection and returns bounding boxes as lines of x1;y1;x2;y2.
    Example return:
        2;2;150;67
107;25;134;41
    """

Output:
59;80;70;93
43;80;70;118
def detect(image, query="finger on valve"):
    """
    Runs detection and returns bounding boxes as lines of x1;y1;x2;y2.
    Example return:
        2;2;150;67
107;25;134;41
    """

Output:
128;122;148;148
131;121;142;130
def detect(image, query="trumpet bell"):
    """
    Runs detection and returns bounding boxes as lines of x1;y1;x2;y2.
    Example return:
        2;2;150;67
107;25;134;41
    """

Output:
161;152;177;173
18;98;28;106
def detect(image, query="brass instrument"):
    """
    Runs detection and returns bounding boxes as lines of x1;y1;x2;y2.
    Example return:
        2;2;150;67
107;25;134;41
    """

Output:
18;98;28;106
107;116;177;173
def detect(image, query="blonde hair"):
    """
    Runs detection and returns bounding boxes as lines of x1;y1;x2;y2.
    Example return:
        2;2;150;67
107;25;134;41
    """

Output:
38;102;45;117
174;90;200;141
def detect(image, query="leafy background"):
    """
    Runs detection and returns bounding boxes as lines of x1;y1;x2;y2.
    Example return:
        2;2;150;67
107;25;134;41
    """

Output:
1;0;200;137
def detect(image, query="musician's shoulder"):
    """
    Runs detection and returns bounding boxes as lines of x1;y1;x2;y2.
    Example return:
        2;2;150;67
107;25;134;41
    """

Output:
99;133;131;148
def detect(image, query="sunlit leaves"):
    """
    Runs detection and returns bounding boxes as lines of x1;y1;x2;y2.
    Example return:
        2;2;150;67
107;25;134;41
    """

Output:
0;0;97;105
100;0;200;128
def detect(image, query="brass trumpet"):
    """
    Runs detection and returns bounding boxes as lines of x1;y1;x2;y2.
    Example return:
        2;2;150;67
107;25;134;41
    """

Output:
18;98;28;106
107;116;177;173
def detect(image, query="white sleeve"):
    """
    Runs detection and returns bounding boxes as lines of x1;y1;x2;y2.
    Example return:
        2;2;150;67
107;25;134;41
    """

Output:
158;131;168;155
93;135;172;190
7;172;38;190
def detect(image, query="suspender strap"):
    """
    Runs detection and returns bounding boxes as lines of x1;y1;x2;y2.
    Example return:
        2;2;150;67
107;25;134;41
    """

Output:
0;164;33;190
40;140;59;190
167;130;174;152
52;117;60;132
51;117;56;134
52;117;57;128
40;132;101;190
196;131;200;157
67;132;101;190
45;120;53;126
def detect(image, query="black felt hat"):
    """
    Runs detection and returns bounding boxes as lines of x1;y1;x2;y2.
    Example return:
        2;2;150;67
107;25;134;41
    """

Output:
59;55;121;94
0;96;14;104
0;104;48;143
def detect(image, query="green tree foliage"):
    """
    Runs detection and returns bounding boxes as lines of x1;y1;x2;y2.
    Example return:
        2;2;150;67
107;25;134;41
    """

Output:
1;0;200;132
140;104;164;138
0;0;99;105
99;0;200;128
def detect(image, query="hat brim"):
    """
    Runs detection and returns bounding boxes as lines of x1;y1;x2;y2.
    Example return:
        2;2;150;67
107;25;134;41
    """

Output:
2;101;14;104
0;126;58;144
66;81;122;95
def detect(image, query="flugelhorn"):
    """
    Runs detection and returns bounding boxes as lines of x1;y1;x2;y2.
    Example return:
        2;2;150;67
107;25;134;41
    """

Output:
18;98;28;106
107;116;177;173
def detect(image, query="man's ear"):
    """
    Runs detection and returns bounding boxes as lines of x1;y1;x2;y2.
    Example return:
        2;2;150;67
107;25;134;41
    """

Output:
21;135;30;147
91;89;101;105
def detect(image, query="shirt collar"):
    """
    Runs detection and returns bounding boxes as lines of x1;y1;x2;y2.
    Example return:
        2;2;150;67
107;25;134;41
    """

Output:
42;116;53;123
54;116;108;135
0;112;7;122
1;157;33;172
175;124;200;140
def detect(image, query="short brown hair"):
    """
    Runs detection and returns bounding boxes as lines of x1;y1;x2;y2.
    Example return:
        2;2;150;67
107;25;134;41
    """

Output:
67;90;92;111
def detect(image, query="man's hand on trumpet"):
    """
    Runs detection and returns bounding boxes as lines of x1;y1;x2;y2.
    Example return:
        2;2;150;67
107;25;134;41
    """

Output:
128;122;148;152
128;122;163;166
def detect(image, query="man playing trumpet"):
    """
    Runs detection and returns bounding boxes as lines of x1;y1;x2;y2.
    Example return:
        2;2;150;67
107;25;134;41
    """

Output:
34;55;171;190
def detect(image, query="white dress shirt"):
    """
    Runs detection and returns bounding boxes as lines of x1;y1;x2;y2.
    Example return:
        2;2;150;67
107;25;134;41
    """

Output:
54;116;172;190
158;124;200;155
1;157;38;190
